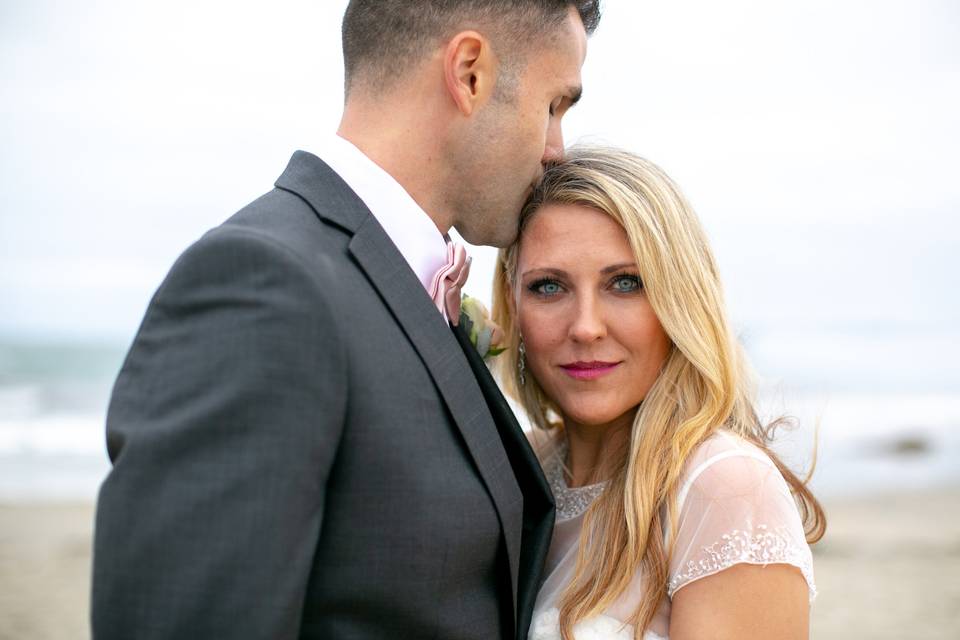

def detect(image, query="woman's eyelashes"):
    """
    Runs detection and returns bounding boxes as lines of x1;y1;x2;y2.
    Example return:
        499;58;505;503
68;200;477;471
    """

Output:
528;278;564;297
525;273;643;298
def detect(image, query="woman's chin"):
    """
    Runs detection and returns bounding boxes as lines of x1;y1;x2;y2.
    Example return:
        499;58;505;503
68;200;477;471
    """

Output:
557;403;639;433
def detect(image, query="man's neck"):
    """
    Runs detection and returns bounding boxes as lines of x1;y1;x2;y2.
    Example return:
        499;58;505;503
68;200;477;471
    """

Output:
337;106;453;236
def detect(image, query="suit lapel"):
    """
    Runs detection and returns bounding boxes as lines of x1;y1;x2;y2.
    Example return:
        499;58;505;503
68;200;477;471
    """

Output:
452;324;556;639
276;151;524;629
348;217;523;619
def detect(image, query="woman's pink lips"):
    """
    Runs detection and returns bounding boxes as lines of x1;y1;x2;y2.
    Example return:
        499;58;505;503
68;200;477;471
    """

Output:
559;361;621;380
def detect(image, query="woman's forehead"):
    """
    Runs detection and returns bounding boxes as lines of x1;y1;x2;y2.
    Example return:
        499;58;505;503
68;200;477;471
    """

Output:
519;203;631;265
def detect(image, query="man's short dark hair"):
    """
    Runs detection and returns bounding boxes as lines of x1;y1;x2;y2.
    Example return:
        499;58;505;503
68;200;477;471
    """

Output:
342;0;601;93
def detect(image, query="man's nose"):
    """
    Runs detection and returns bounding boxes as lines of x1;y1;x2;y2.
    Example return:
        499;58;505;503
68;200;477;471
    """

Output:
542;118;564;164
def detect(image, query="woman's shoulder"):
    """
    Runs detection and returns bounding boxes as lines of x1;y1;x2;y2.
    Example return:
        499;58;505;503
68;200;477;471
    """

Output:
677;429;781;503
668;429;816;601
685;428;774;469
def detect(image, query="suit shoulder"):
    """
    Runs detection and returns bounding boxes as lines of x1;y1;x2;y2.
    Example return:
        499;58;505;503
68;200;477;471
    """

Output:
151;226;330;323
219;187;352;267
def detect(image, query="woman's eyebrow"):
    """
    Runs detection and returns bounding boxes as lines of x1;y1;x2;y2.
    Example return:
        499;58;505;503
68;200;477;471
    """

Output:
600;262;638;274
521;267;568;279
521;263;638;279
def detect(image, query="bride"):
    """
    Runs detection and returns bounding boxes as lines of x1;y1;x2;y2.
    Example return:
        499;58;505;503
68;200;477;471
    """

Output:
491;146;826;639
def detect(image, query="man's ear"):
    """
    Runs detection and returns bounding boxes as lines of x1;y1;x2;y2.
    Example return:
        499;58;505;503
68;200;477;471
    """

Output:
443;31;497;116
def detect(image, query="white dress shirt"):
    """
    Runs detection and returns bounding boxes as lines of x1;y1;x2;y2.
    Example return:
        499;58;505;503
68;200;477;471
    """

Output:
314;135;450;298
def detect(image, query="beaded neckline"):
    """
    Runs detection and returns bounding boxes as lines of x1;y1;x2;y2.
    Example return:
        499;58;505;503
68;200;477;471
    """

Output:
545;441;608;522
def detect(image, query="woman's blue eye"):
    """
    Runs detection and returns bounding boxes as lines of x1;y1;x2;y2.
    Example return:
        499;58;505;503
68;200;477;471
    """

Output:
539;282;561;295
612;275;641;292
531;280;562;296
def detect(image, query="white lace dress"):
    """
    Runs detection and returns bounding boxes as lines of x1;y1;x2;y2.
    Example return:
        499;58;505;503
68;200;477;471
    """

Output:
529;430;816;640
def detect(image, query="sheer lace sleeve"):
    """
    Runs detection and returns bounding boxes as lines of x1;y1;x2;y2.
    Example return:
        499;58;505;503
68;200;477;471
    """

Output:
666;433;816;601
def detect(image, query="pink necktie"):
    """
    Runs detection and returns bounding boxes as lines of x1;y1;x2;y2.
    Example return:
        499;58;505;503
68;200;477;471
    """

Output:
429;241;471;325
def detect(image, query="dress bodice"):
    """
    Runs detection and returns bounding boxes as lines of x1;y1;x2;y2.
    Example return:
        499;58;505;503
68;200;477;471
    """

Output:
529;430;816;640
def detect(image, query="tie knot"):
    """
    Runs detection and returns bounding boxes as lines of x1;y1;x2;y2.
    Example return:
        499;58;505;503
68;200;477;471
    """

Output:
429;241;471;325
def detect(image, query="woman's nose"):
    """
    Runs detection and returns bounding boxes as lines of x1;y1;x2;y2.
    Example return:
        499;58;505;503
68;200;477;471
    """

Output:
567;295;606;343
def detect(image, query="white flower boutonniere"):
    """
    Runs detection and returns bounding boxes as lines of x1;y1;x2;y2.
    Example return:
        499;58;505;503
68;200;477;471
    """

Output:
460;295;506;360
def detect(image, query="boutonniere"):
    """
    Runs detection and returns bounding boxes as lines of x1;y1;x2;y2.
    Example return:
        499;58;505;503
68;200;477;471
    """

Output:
460;295;506;360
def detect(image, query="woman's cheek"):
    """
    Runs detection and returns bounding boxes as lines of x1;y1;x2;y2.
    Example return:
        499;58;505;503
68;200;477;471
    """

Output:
519;312;558;382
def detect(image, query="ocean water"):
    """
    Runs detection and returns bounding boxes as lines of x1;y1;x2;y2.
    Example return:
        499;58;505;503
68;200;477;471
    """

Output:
758;389;960;497
1;339;958;502
0;340;121;500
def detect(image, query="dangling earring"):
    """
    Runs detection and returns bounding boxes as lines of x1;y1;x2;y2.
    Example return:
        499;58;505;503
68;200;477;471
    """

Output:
517;338;527;386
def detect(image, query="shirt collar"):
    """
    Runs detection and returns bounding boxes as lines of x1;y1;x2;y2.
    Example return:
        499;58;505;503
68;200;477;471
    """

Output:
315;134;449;294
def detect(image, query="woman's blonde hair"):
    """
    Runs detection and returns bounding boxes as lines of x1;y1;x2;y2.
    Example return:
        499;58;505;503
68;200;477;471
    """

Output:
492;145;825;639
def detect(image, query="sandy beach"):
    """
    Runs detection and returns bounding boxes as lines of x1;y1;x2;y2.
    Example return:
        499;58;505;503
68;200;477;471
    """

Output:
809;489;960;639
2;489;958;639
0;502;95;640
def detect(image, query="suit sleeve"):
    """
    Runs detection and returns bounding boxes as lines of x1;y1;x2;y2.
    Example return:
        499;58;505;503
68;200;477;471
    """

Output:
91;226;347;639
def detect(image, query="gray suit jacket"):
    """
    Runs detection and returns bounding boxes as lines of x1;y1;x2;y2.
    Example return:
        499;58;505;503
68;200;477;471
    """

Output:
91;151;555;639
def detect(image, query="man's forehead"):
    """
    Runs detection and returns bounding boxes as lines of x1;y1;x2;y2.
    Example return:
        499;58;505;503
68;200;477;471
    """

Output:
537;11;588;81
542;56;584;103
505;8;587;103
559;5;589;65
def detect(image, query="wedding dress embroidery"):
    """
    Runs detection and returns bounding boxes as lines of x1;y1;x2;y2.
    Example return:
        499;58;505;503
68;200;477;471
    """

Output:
545;443;608;521
667;524;817;601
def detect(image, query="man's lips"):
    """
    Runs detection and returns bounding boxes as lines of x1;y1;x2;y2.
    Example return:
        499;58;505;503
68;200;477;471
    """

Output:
559;361;621;380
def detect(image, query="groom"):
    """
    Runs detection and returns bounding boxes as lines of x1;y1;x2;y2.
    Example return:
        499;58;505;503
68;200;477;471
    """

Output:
91;1;600;639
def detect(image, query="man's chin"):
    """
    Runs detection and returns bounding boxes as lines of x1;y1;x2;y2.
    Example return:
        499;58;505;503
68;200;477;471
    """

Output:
456;218;520;249
459;232;514;250
490;231;519;249
487;223;522;249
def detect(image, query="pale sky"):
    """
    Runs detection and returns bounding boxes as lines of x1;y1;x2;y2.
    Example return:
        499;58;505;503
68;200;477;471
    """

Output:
1;0;958;391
